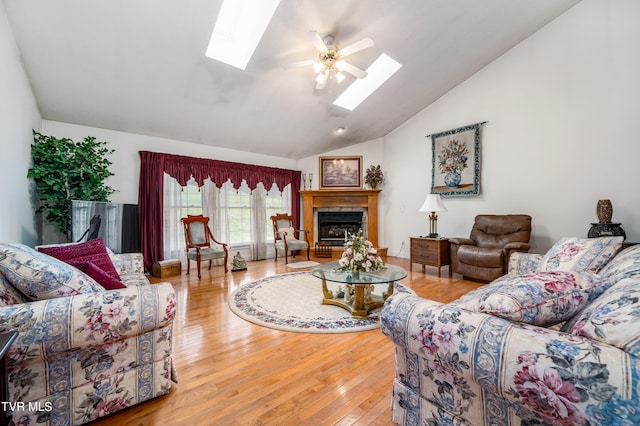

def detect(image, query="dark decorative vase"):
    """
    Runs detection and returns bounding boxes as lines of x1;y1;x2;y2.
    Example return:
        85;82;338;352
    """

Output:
596;199;613;223
370;182;377;190
444;171;461;188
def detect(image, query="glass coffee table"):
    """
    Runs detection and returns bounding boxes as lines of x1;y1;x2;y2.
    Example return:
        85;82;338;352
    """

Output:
311;262;407;319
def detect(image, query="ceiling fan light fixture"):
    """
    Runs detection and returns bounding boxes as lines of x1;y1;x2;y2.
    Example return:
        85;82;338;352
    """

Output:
315;72;327;85
335;60;346;71
335;72;346;83
205;0;280;70
312;61;324;73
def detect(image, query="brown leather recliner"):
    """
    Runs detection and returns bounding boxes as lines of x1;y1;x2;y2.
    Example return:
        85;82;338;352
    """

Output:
450;214;532;282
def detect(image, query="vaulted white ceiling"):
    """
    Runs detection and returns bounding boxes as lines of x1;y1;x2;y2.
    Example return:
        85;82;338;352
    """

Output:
4;0;580;159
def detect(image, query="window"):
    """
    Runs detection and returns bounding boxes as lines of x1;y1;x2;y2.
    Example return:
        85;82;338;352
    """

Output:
163;176;202;260
265;183;290;240
219;180;252;245
163;175;291;260
218;181;291;245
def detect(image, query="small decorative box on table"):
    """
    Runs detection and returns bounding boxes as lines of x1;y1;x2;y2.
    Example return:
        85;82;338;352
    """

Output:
152;259;182;278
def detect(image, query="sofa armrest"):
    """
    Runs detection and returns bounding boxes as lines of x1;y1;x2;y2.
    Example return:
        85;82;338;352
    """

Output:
448;237;475;246
109;252;145;276
382;291;633;424
0;283;176;357
508;252;543;274
502;242;531;271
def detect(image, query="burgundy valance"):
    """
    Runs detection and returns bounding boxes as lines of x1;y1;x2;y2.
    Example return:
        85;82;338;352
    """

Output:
138;151;302;271
161;152;298;191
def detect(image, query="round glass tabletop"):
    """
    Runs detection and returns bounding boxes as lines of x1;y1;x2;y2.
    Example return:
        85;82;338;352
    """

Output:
311;261;407;285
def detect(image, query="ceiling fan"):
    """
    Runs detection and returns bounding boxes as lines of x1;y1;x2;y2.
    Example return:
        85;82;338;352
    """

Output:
287;30;374;90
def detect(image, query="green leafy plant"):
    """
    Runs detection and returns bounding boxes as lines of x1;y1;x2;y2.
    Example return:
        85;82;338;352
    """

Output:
27;130;116;239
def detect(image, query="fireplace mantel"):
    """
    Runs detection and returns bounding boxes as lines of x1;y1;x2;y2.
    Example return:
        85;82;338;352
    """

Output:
300;189;381;247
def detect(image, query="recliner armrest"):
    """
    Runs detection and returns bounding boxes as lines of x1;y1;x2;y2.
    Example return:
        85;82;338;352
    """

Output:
449;237;476;246
503;242;530;251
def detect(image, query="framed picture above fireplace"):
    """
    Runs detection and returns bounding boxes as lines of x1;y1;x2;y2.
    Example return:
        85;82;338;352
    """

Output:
319;156;362;189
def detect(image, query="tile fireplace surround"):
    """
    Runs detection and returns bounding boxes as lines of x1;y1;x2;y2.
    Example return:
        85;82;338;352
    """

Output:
300;189;381;249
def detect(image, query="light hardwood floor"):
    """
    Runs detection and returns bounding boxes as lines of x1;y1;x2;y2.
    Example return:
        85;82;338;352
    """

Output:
89;255;483;426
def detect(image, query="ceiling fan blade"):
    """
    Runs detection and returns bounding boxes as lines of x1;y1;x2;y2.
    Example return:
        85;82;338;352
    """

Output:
283;59;315;69
339;37;374;57
307;30;328;52
342;62;368;79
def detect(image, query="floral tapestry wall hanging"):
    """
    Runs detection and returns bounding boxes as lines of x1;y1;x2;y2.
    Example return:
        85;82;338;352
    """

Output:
429;122;483;197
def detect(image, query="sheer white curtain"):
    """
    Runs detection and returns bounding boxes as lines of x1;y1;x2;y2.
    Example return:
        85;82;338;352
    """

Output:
201;179;220;239
163;173;197;262
164;176;291;263
202;179;231;265
251;183;267;260
202;179;268;261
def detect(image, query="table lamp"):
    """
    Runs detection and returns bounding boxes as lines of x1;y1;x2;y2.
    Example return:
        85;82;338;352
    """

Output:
419;194;447;238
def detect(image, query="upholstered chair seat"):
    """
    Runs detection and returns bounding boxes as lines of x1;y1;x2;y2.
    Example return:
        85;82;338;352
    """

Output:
275;237;308;252
187;246;227;262
457;246;503;268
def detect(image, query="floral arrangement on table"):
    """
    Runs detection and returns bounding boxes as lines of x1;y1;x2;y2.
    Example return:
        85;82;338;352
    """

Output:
437;139;469;174
338;229;385;272
364;164;384;189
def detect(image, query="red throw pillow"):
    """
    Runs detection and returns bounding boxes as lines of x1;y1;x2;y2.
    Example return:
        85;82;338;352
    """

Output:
69;261;127;290
38;238;121;281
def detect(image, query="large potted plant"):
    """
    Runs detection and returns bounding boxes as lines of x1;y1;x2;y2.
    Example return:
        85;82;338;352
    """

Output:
27;131;116;241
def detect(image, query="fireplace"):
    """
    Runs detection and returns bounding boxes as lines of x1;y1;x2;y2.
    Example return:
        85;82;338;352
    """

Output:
300;189;381;249
318;212;363;246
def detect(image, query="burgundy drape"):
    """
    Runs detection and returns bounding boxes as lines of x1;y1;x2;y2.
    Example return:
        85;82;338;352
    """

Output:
138;151;301;272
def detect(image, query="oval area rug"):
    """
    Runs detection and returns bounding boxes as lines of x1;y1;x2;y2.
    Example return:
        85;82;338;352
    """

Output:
229;271;410;333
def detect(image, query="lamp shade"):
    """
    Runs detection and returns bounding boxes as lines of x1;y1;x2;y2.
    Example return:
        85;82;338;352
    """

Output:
419;194;447;213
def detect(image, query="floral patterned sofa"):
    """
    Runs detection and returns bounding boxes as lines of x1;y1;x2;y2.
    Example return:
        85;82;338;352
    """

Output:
0;242;177;425
382;236;640;425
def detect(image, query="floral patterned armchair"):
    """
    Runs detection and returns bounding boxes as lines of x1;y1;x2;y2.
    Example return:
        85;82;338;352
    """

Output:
0;243;176;425
382;238;640;425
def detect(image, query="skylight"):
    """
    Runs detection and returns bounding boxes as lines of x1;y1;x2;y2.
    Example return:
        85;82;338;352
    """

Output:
333;54;402;111
205;0;280;70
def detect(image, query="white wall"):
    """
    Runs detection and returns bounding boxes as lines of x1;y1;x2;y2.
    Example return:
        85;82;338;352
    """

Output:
298;138;387;241
0;2;41;245
42;121;298;204
383;0;640;257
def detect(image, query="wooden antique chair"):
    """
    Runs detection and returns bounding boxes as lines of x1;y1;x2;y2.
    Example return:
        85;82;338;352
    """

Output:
271;213;310;264
181;214;229;278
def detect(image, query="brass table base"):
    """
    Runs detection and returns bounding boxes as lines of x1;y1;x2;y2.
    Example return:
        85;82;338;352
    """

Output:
321;279;394;319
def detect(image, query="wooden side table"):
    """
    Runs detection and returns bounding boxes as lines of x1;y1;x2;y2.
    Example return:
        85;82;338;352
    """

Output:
410;237;451;277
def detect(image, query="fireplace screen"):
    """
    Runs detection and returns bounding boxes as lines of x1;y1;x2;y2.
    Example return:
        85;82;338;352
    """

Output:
318;212;363;246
